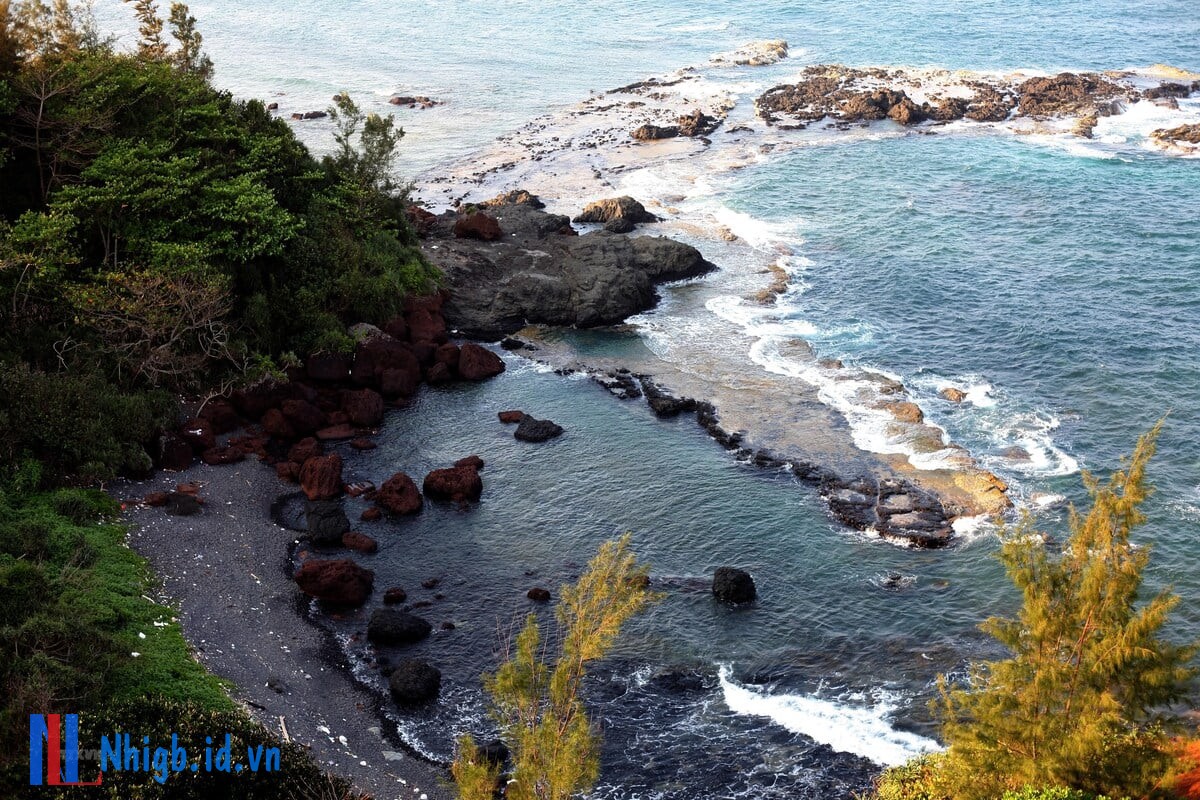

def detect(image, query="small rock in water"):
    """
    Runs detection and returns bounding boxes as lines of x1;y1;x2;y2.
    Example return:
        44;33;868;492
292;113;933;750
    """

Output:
514;416;564;442
712;567;757;604
526;587;551;602
388;659;441;706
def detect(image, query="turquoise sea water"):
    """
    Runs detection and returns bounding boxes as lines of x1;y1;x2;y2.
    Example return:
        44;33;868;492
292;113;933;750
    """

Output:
93;1;1200;796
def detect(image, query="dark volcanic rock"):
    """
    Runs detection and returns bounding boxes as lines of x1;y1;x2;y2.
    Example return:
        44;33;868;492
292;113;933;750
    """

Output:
368;609;432;645
527;587;551;602
481;188;545;209
305;499;350;545
383;587;407;604
201;446;244;466
573;196;660;226
604;217;635;234
712;567;757;604
631;123;679;140
514;416;563;442
388;659;441;705
299;453;343;501
457;343;506;380
165;491;202;516
428;201;714;339
423;464;483;503
676;108;721;136
294;558;373;607
306;352;350;382
376;472;423;515
1016;72;1129;117
822;477;953;547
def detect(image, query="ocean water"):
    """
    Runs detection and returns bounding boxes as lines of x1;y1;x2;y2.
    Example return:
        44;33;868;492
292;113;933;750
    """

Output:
91;1;1200;796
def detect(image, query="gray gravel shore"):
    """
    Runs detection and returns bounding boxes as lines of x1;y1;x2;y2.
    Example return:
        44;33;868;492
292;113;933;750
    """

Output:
115;460;452;800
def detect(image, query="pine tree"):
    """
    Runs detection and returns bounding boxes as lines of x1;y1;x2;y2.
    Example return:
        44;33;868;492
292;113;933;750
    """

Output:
937;421;1196;799
122;0;165;60
167;2;210;79
452;535;658;800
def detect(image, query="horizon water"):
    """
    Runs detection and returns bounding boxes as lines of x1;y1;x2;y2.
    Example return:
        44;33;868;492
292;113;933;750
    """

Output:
94;2;1200;797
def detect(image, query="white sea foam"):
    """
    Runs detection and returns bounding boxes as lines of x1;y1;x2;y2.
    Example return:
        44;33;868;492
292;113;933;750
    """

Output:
717;666;941;766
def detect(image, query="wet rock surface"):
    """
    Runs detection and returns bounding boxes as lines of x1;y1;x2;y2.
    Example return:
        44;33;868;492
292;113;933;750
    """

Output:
424;195;715;339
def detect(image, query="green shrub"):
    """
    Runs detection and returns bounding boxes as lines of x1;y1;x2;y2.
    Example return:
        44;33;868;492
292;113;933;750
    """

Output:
871;753;950;800
1000;788;1117;800
0;363;175;483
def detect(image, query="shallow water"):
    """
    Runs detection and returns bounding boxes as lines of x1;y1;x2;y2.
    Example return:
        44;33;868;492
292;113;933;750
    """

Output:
89;1;1200;795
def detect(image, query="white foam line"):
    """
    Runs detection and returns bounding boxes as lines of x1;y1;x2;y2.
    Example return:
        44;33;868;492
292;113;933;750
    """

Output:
717;666;941;766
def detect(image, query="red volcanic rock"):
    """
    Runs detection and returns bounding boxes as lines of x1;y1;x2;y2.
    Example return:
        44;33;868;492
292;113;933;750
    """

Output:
178;417;216;453
300;453;343;501
261;408;296;439
411;341;438;366
350;437;377;451
404;294;448;344
342;388;385;427
453;211;502;241
144;491;170;507
434;342;460;370
425;362;453;384
381;367;420;399
383;586;408;604
281;398;325;434
458;343;505;381
353;337;422;395
197;398;240;434
294;558;374;607
315;423;358;441
306;352;351;382
382;316;408;340
288;437;324;464
176;482;201;496
342;531;379;554
498;410;525;424
360;506;383;522
423;464;483;503
275;461;301;482
376;472;423;515
454;455;485;471
405;204;437;237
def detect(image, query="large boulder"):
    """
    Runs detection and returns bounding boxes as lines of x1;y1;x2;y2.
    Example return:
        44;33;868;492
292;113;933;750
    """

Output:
573;196;659;226
306;352;351;382
376;472;423;515
294;559;374;607
712;567;757;604
388;659;441;705
288;437;324;464
342;388;385;427
281;398;325;435
426;202;714;339
305;499;350;545
404;294;449;344
367;609;433;645
457;343;505;381
299;453;343;501
197;398;240;434
423;464;483;503
514;416;563;443
353;337;422;394
453;211;502;241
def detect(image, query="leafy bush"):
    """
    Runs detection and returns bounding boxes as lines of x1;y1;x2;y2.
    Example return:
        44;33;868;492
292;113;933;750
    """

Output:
871;754;949;800
0;362;175;482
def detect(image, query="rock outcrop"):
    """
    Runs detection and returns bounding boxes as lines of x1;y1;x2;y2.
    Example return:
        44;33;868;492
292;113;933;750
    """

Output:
712;567;757;604
294;559;374;607
425;198;715;339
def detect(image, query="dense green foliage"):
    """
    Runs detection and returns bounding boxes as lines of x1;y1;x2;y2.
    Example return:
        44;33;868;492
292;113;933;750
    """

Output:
0;3;430;797
0;468;231;784
0;0;436;480
872;424;1196;800
453;535;659;800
